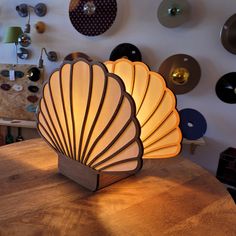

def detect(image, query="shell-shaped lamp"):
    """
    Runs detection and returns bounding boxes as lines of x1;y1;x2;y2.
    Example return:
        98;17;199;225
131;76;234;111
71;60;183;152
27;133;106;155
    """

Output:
37;59;143;191
105;59;182;158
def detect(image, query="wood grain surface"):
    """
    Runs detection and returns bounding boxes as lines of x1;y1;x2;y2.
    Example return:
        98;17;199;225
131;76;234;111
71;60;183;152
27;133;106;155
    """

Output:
0;139;235;236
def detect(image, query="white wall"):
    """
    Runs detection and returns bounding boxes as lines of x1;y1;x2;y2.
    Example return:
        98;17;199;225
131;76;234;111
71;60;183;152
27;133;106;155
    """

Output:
0;0;236;174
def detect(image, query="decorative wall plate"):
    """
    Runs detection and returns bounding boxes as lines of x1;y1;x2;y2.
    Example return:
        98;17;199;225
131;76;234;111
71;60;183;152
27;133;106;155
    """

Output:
28;85;39;93
1;84;11;91
109;43;142;62
159;54;201;94
64;52;92;62
17;47;30;60
12;84;23;92
69;0;117;36
27;67;41;82
27;95;39;103
179;108;207;140
157;0;190;28
0;70;24;78
221;14;236;54
216;72;236;104
26;104;37;113
105;58;182;158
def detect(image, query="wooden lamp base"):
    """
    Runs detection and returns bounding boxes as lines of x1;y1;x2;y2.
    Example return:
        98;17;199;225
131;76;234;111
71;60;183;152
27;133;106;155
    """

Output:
58;154;134;191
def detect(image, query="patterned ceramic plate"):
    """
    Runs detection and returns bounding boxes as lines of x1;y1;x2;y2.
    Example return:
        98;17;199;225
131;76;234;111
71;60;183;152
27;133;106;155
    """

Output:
69;0;117;36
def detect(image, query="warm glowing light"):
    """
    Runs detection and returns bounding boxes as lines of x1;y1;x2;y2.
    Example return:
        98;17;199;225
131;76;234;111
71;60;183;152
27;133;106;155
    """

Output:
37;59;143;173
36;58;182;191
105;58;182;158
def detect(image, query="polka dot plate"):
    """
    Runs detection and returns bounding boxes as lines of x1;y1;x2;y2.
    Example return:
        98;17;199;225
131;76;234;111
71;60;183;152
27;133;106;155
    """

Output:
69;0;117;36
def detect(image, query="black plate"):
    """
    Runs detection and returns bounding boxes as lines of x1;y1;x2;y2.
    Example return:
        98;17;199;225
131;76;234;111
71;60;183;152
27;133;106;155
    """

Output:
27;67;41;82
28;85;39;93
109;43;142;62
216;72;236;104
69;0;117;36
221;14;236;54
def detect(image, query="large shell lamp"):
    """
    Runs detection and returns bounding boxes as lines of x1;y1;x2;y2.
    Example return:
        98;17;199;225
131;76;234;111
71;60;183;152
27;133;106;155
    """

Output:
37;59;143;191
37;58;182;191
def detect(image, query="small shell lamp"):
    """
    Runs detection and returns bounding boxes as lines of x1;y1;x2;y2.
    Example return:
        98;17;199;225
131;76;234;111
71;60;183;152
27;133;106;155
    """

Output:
37;58;182;191
105;59;182;158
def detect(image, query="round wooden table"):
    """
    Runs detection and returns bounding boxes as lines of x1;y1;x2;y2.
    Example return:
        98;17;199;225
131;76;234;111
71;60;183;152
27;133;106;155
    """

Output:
0;139;235;235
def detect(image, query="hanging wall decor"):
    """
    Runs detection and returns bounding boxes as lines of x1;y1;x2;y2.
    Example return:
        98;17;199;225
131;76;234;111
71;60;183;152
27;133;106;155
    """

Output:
215;72;236;104
69;0;117;36
179;108;207;140
37;58;182;191
16;3;48;49
159;54;201;95
64;52;92;62
157;0;190;28
109;43;142;62
221;14;236;54
0;64;43;121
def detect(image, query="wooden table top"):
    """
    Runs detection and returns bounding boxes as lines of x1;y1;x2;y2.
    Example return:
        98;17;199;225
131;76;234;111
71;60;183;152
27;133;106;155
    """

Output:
0;138;235;236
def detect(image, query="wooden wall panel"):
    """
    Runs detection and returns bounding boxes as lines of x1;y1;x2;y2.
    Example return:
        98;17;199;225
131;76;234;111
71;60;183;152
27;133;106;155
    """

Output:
0;64;43;121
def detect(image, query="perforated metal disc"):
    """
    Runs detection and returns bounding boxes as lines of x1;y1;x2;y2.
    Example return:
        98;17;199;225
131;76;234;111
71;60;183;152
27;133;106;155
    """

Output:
157;0;190;28
159;54;201;94
69;0;117;36
216;72;236;104
221;14;236;54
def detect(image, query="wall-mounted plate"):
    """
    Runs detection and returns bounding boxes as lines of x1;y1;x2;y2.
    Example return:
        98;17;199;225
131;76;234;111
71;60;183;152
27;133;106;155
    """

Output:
157;0;190;28
1;84;11;91
216;72;236;104
179;108;207;140
0;70;24;78
64;52;92;62
159;54;201;94
27;67;41;82
221;14;236;54
109;43;142;62
12;84;23;92
69;0;117;36
28;85;39;93
27;95;39;103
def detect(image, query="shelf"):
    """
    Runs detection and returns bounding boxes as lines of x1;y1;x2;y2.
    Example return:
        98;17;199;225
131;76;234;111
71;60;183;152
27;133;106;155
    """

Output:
182;137;206;154
0;118;36;129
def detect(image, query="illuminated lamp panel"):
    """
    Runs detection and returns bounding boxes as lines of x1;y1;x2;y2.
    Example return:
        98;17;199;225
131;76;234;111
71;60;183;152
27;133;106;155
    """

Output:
105;58;182;158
